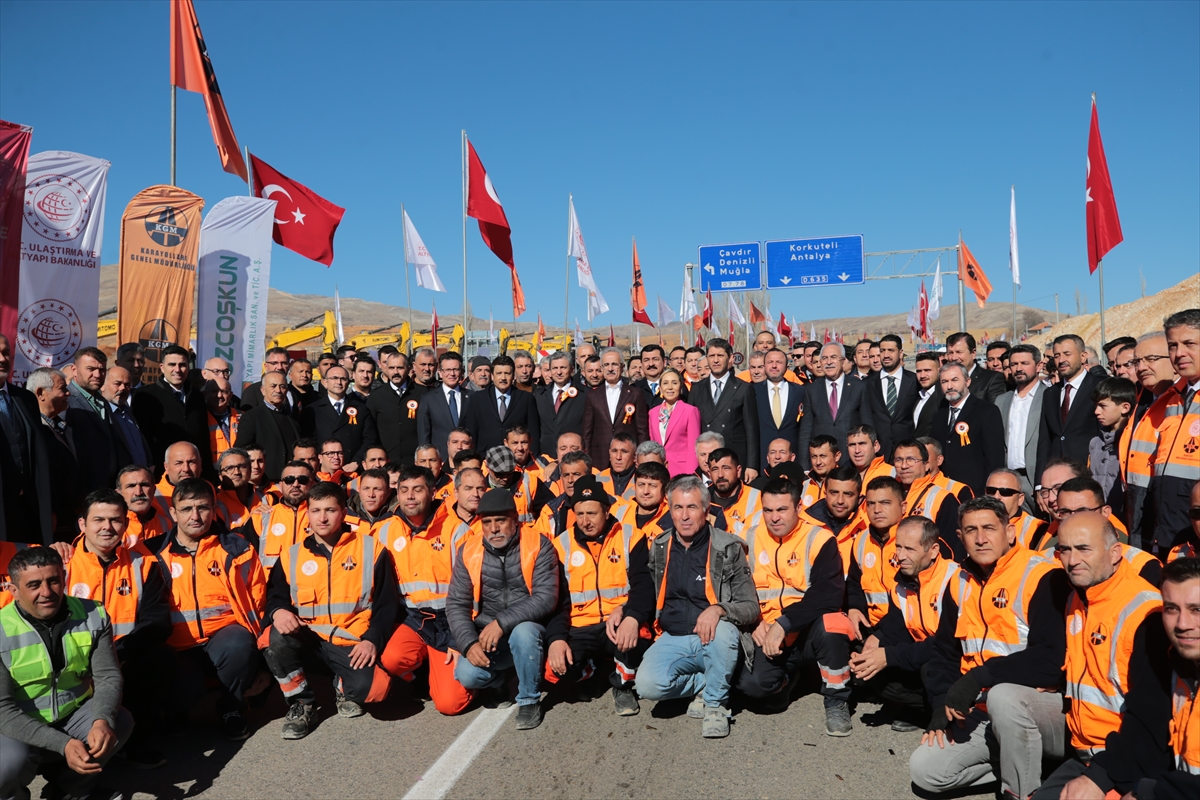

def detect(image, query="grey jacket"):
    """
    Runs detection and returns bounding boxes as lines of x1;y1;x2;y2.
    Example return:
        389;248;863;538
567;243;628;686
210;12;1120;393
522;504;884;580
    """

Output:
647;526;760;667
447;533;560;653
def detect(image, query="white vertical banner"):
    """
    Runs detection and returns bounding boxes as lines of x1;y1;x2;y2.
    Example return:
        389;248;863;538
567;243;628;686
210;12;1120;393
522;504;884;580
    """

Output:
196;196;276;389
14;151;110;380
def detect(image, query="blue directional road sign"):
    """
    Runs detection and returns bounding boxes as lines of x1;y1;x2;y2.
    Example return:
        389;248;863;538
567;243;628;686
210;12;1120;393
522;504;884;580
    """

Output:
697;242;762;293
765;234;865;289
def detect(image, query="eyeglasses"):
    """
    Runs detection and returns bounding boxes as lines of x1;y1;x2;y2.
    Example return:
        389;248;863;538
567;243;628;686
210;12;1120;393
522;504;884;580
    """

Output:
1037;483;1065;497
985;486;1023;498
1058;505;1102;517
1130;355;1170;366
207;368;232;377
280;475;312;485
220;463;249;473
321;451;344;458
1189;506;1200;521
893;456;923;466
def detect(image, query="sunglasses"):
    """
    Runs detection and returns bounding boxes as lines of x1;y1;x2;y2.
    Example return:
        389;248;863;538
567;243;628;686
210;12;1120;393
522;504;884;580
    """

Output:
985;486;1023;498
1189;506;1200;521
281;475;312;486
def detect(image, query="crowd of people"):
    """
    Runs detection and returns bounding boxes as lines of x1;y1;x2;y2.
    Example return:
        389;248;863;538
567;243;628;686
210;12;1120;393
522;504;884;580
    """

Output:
0;307;1197;800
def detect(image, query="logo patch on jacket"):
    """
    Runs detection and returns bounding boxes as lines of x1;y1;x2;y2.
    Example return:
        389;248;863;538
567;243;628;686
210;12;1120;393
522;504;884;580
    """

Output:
431;539;444;551
787;552;799;567
1089;625;1108;646
341;556;357;571
116;578;132;596
608;549;622;563
991;588;1009;609
208;560;222;577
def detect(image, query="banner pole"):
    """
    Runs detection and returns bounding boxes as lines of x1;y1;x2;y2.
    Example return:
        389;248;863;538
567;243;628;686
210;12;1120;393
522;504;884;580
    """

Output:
402;202;412;354
170;85;176;186
565;195;571;349
461;130;468;336
1097;260;1107;350
957;233;967;333
244;146;251;196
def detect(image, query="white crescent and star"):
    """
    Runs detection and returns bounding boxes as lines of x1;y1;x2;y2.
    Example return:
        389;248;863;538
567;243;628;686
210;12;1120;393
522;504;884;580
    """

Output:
262;184;305;225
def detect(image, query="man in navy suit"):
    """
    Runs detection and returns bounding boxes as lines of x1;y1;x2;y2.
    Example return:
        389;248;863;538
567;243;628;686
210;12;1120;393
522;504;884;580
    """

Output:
534;352;587;458
461;355;540;455
581;349;648;470
864;334;920;462
798;343;874;470
930;363;1005;496
417;351;470;463
689;339;760;481
299;365;378;466
1034;334;1102;483
753;348;805;473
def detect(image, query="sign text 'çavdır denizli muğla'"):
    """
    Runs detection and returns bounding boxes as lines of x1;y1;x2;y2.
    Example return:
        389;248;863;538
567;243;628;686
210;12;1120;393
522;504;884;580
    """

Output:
697;242;762;293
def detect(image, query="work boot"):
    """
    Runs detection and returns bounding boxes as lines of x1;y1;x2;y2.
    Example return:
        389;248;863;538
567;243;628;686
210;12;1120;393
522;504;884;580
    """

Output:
890;718;919;732
122;742;167;770
221;710;250;741
701;705;730;738
336;689;365;718
281;701;315;740
480;685;514;709
612;685;640;716
687;693;705;719
515;701;544;730
825;700;853;737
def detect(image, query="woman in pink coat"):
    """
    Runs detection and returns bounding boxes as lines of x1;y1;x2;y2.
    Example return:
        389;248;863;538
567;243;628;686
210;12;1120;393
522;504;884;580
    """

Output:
650;369;701;477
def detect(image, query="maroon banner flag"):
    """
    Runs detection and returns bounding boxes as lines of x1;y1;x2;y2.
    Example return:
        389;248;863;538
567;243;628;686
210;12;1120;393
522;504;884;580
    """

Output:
0;120;33;343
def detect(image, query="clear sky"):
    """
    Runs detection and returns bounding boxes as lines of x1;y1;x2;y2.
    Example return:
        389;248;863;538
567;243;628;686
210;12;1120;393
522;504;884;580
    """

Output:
2;0;1197;332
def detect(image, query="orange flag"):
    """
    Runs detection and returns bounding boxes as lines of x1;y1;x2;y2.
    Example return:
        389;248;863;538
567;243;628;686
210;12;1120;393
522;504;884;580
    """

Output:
958;238;992;309
631;237;652;326
748;301;767;324
170;0;246;180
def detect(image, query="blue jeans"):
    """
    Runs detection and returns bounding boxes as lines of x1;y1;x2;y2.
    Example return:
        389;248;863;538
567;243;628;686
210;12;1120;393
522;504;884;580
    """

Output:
635;620;740;708
454;621;545;706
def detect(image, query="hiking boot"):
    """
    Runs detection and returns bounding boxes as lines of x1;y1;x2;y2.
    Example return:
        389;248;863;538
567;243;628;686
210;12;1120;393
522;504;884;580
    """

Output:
687;693;705;719
890;718;919;732
221;711;250;741
336;690;365;718
825;700;853;737
515;702;544;730
281;701;315;740
612;685;640;716
701;705;730;738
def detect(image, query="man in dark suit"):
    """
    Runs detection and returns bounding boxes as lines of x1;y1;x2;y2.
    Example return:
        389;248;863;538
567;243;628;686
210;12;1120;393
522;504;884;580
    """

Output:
100;365;152;470
1035;333;1102;482
27;368;83;541
64;347;122;495
130;344;203;466
534;352;587;458
239;347;293;411
912;352;943;439
798;342;874;471
299;365;378;466
930;362;1005;496
416;351;469;462
365;351;426;466
945;331;1006;404
753;348;805;473
690;338;760;480
632;343;685;409
864;334;920;461
581;349;648;470
0;335;54;543
286;358;321;417
233;372;300;484
462;355;540;456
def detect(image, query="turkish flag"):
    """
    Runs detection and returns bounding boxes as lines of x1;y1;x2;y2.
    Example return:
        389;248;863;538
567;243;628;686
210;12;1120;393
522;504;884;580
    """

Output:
431;304;438;351
608;324;616;347
778;313;792;343
1086;100;1122;273
918;280;930;339
466;141;525;317
250;154;344;266
701;289;714;329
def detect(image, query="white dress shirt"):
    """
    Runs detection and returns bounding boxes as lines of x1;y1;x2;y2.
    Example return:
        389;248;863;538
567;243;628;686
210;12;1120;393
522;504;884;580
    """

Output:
1006;385;1038;469
767;379;790;410
1060;370;1087;415
879;366;903;406
605;381;622;422
711;373;728;402
826;375;845;407
913;387;936;427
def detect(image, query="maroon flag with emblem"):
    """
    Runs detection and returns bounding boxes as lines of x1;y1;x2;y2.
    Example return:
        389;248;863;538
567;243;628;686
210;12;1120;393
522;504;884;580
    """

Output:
0;120;32;343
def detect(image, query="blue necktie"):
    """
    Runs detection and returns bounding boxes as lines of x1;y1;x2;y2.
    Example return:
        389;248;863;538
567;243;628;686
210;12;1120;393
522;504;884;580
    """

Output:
448;390;459;426
0;389;9;421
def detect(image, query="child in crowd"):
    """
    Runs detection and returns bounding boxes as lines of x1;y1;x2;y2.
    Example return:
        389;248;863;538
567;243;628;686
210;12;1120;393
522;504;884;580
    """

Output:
1089;377;1136;517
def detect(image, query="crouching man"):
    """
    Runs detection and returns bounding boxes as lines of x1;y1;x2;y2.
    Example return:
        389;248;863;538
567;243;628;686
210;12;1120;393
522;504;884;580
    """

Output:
635;475;760;739
447;489;560;730
264;481;399;739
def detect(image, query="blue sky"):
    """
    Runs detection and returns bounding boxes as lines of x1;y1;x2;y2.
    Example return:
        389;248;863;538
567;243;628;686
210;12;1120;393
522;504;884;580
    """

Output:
2;0;1197;331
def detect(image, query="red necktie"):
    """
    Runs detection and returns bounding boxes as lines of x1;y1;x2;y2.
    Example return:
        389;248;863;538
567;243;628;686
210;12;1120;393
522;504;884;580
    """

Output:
1061;383;1072;424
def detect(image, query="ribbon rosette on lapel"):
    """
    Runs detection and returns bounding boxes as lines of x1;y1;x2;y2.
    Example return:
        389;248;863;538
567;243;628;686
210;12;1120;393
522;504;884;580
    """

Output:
346;406;359;426
406;399;418;419
955;420;970;446
622;403;635;425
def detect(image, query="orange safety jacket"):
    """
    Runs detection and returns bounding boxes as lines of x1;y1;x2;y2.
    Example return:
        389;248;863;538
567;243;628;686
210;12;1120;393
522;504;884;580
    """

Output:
851;525;899;625
148;476;180;536
1064;558;1162;755
462;528;540;619
122;510;166;549
801;504;869;578
800;477;824;510
279;529;386;646
346;509;394;539
1040;513;1130;553
148;529;266;651
709;484;763;540
934;471;974;502
248;501;310;569
654;535;718;630
553;521;643;628
956;543;1059;674
65;537;157;640
0;542;29;608
891;553;966;643
1167;541;1198;562
214;487;266;530
317;469;357;486
433;475;455;504
1170;667;1200;776
534;495;575;540
618;501;670;542
596;469;637;503
860;457;895;489
744;519;835;626
905;474;955;524
207;408;240;464
1013;512;1050;551
376;503;464;611
1126;380;1199;490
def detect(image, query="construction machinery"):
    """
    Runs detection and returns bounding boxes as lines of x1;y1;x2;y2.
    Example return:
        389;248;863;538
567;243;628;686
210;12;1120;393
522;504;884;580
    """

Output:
347;322;409;351
269;311;338;351
97;319;118;339
410;324;465;354
507;332;572;357
462;328;510;358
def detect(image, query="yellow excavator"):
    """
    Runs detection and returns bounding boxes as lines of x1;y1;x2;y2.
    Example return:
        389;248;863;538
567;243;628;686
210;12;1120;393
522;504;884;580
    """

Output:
97;319;118;339
269;311;338;350
507;332;572;355
347;322;410;351
410;324;465;353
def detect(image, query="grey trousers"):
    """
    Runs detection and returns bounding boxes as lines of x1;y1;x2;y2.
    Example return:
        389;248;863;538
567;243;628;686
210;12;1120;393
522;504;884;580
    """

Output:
909;683;1066;800
0;698;135;800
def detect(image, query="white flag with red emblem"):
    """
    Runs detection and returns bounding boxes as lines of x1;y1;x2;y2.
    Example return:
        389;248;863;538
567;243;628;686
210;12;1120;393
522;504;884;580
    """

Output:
403;209;445;293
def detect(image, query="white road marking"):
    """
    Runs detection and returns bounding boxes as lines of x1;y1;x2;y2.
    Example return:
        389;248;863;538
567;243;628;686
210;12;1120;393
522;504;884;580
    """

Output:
401;706;517;800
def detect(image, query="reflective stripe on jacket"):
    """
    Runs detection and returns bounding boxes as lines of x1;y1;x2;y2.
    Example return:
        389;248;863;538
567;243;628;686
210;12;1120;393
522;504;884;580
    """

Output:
1170;669;1200;775
891;553;964;643
65;538;155;640
745;520;834;626
462;528;540;619
553;522;641;628
377;504;466;611
281;530;384;646
252;502;309;569
853;526;898;625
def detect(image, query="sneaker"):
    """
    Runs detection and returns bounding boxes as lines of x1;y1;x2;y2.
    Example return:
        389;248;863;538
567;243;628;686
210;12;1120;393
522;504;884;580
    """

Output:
336;690;365;718
701;705;730;738
515;702;544;730
123;744;167;770
612;685;640;716
825;700;853;737
281;701;315;740
890;718;919;732
221;710;250;741
687;693;705;719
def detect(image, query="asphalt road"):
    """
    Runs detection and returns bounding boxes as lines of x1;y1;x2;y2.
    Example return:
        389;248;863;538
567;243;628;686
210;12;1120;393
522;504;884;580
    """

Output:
32;671;1000;800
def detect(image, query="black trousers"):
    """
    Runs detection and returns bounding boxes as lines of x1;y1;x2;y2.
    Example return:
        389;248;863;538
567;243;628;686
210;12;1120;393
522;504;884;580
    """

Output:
175;623;261;713
263;626;375;705
1030;757;1088;800
121;642;175;743
557;622;651;688
737;615;851;705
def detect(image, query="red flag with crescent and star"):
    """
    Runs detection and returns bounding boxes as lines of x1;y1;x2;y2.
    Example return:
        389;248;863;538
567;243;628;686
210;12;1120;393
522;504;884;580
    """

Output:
431;304;438;351
1086;98;1123;273
466;140;525;318
701;289;714;329
778;313;791;343
250;154;344;266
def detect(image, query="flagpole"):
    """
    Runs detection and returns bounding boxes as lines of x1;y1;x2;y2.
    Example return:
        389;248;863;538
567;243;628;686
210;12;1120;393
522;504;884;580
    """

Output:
1097;260;1107;349
957;232;967;333
402;203;412;354
244;146;252;196
170;85;176;186
461;130;468;337
565;195;571;349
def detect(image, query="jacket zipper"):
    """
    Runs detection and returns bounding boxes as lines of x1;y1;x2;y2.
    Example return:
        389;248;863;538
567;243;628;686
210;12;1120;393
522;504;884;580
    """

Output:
189;552;204;641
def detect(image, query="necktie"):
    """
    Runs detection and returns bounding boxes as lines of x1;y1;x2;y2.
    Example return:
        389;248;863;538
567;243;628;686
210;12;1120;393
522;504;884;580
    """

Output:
713;378;723;403
949;406;959;428
771;385;783;428
650;382;659;396
886;376;897;416
829;382;839;419
334;400;344;417
0;389;9;422
448;390;459;426
499;394;508;420
1060;383;1072;424
554;388;563;412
